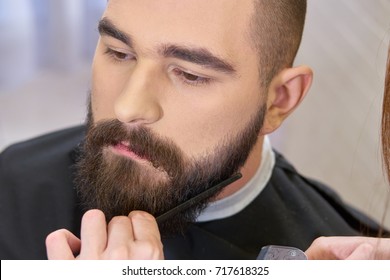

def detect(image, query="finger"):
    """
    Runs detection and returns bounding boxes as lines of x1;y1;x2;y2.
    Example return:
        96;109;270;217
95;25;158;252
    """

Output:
104;215;135;259
306;236;378;260
325;237;378;259
373;238;390;259
346;238;390;260
129;211;164;259
78;209;108;258
129;211;161;241
46;229;81;260
346;243;375;260
305;237;337;260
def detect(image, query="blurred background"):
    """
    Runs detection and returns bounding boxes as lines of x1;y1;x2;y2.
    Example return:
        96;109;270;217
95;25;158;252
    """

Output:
1;0;390;227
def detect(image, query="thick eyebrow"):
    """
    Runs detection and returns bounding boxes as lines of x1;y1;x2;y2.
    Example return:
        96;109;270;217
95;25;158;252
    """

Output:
98;18;236;75
160;45;236;74
98;18;132;47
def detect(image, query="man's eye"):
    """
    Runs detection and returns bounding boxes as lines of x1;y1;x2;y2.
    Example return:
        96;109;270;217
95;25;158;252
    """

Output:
182;72;201;81
104;48;133;62
173;69;211;86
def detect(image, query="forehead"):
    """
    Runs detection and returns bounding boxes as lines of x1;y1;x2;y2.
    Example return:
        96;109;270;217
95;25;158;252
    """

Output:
104;0;257;67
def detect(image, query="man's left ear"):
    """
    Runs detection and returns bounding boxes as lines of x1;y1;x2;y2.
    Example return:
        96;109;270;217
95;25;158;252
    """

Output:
261;65;313;135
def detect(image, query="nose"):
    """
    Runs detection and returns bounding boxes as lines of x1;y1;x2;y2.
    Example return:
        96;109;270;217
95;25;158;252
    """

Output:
114;64;163;125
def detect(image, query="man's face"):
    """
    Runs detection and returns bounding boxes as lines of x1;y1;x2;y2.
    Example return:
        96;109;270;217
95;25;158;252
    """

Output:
91;0;263;156
78;0;268;233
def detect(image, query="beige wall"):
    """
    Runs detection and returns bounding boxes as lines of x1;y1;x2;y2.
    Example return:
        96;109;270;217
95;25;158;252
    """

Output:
271;0;390;227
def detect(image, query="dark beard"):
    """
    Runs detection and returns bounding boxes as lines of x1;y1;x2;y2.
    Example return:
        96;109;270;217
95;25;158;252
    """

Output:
74;104;266;236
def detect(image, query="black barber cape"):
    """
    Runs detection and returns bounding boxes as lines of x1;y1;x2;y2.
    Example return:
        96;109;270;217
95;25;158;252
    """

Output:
0;126;382;260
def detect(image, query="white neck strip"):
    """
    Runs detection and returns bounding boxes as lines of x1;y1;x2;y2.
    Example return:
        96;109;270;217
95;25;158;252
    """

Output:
196;136;275;222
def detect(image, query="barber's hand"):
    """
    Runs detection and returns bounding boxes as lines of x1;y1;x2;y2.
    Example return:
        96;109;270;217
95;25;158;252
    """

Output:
305;236;390;260
46;209;164;260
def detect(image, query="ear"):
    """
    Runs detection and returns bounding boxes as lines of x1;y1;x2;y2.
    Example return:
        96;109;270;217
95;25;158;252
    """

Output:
260;65;313;135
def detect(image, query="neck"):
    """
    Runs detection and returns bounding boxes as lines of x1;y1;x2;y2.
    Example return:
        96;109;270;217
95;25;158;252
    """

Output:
214;136;264;200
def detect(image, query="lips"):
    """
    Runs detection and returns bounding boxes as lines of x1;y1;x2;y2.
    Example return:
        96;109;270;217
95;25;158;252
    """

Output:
113;142;147;161
85;120;184;178
112;141;170;174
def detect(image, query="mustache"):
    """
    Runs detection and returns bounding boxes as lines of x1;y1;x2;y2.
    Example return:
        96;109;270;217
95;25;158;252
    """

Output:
85;120;185;177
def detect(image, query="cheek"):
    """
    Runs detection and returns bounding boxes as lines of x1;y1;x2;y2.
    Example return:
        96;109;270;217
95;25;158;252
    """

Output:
161;87;261;158
91;58;125;122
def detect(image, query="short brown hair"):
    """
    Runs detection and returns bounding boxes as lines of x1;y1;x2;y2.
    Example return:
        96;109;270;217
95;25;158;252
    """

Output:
250;0;307;88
